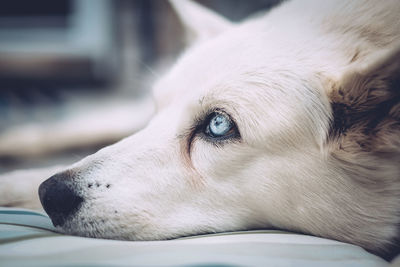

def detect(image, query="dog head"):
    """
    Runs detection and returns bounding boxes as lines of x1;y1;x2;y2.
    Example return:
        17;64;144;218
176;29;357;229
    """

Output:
39;0;400;260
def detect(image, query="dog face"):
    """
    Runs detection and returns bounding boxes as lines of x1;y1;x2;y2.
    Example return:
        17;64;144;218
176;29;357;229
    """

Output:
39;0;400;259
40;20;331;239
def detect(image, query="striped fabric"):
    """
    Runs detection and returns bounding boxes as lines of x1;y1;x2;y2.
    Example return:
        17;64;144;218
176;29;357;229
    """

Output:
0;207;388;266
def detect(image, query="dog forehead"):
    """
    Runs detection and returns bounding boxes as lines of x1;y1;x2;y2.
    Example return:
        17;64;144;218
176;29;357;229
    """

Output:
152;14;331;112
150;17;331;146
153;43;243;107
153;30;291;110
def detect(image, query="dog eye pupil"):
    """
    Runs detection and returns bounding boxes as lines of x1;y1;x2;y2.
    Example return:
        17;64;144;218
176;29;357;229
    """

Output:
208;113;232;137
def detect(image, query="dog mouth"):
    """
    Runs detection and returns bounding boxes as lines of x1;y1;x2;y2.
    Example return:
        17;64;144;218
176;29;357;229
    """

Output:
38;173;143;240
55;212;166;241
38;179;145;240
55;216;119;239
39;180;122;239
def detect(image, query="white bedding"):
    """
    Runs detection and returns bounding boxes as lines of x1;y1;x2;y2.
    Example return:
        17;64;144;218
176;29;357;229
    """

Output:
0;207;389;266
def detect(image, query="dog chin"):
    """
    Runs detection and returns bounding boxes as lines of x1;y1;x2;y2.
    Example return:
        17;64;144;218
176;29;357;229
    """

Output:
54;215;166;241
56;221;131;240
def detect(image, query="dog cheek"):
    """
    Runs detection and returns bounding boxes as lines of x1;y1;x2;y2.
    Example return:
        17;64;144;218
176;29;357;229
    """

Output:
190;141;255;181
190;146;240;182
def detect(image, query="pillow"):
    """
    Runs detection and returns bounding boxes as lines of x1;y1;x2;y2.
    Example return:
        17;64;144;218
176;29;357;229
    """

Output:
0;207;388;266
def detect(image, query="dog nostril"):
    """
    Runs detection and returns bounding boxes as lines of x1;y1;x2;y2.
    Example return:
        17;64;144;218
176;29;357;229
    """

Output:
39;173;83;227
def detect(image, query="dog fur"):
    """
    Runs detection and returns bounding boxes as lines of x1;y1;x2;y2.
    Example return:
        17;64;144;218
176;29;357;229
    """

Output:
1;0;399;261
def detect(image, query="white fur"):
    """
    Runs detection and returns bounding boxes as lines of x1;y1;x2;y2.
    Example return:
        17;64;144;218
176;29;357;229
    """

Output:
1;0;399;261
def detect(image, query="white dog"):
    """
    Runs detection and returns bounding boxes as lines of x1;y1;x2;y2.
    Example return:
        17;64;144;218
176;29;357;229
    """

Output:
1;0;399;261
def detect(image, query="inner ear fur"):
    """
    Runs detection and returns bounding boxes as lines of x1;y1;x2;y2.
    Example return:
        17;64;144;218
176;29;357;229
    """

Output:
328;46;400;154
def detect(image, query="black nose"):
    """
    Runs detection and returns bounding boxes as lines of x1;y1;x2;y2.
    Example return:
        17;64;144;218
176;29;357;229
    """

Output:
39;173;83;227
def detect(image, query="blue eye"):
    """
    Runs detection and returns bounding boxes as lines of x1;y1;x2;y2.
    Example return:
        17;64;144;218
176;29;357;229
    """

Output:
206;113;233;137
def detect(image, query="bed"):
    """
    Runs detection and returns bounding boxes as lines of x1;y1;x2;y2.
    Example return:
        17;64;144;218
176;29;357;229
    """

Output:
0;207;389;266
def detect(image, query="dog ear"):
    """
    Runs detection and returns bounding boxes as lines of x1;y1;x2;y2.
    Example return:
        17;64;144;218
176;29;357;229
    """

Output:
169;0;233;44
327;46;400;260
328;45;400;154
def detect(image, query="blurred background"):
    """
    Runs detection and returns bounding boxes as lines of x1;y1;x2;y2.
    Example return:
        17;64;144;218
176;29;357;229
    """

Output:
0;0;281;173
